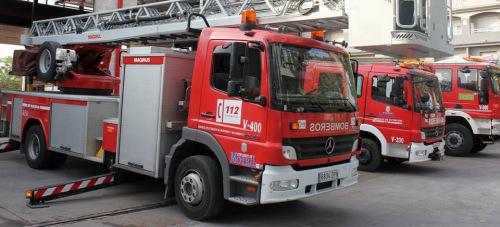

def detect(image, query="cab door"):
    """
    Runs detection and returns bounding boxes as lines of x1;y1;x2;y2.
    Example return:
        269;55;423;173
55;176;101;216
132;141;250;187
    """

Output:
363;73;412;151
197;40;268;168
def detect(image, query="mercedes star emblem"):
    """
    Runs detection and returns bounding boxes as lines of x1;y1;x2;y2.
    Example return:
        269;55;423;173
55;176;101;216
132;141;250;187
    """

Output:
325;137;335;155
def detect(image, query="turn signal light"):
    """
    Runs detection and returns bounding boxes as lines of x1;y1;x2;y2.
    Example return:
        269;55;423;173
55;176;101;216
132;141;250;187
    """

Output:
26;190;33;198
290;122;299;130
311;30;324;41
240;10;257;31
399;63;415;69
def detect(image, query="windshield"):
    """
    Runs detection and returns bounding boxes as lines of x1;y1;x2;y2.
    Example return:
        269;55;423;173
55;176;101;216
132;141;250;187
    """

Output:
490;68;500;94
412;73;444;113
271;43;357;113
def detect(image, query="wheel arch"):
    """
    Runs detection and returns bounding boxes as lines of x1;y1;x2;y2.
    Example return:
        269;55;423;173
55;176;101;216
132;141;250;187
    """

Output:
445;110;476;134
164;128;230;199
360;124;386;155
21;118;45;145
446;115;474;134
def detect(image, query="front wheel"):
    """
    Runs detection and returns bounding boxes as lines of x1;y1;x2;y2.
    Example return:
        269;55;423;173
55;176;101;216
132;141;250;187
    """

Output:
445;123;473;156
470;137;487;153
174;156;224;220
357;139;383;172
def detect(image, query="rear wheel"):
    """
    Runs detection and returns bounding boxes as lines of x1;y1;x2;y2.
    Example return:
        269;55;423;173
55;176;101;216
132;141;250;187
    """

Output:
24;125;53;169
470;137;487;153
357;139;383;172
445;123;473;156
174;156;224;220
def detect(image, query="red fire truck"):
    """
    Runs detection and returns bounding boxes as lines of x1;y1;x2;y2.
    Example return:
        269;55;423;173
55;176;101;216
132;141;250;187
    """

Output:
355;63;445;171
1;2;363;220
431;58;500;156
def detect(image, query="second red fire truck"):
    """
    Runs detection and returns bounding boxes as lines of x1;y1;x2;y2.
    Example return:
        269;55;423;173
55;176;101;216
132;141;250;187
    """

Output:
355;63;445;171
431;58;500;156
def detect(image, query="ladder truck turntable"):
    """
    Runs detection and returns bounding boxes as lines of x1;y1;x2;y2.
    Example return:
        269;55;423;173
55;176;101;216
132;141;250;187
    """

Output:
3;0;362;220
1;0;454;220
355;63;445;171
430;58;500;156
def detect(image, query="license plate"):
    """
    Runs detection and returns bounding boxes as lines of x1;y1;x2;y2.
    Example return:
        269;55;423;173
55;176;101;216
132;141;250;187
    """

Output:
318;170;338;183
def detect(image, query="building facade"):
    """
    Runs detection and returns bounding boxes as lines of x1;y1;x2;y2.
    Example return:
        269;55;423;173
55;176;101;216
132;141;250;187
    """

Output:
451;0;500;62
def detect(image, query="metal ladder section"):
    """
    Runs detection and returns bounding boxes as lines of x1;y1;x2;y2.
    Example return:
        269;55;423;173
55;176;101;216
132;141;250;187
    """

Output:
21;0;348;46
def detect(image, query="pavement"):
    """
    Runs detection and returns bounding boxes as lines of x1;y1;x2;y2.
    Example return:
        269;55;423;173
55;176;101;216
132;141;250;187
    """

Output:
1;144;500;227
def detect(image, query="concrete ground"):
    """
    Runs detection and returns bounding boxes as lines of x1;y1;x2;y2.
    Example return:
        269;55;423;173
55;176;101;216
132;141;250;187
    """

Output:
1;144;500;227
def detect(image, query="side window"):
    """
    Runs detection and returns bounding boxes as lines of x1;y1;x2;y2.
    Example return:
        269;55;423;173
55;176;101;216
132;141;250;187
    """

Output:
458;69;478;91
356;75;364;97
211;46;231;92
371;76;405;107
435;68;452;92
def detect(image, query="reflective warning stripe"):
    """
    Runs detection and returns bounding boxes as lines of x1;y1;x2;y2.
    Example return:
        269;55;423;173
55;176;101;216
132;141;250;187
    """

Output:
33;175;114;199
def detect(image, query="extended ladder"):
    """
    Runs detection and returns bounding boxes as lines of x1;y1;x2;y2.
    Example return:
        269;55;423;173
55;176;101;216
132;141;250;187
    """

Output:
22;0;348;46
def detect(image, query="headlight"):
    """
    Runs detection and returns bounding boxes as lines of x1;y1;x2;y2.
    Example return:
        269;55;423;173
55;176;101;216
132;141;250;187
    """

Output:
351;168;358;177
351;139;359;152
421;132;426;140
282;146;297;160
270;179;299;191
415;150;427;156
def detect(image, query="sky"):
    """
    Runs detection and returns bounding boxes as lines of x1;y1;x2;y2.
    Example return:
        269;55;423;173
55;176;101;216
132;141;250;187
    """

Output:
0;44;25;58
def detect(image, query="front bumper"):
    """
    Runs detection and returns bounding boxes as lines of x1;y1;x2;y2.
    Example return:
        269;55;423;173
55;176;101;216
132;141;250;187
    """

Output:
492;119;500;135
408;139;445;163
260;156;358;204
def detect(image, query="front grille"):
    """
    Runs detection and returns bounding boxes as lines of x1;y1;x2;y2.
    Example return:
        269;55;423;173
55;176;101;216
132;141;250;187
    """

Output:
422;125;445;139
283;134;358;160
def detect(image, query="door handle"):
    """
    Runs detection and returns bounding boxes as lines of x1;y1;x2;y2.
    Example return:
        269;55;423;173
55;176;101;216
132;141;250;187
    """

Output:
366;113;376;118
201;112;216;118
455;104;462;109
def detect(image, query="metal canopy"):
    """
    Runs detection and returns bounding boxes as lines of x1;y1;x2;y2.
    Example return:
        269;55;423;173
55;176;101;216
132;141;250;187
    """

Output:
21;0;348;46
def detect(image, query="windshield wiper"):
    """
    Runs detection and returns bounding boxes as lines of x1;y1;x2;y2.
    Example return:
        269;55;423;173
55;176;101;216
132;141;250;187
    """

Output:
307;97;326;112
324;97;357;112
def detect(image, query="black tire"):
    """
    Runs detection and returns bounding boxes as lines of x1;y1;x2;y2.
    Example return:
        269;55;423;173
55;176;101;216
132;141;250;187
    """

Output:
50;153;67;168
174;156;224;220
470;137;487;153
37;41;62;83
357;139;383;172
445;123;474;156
23;125;54;169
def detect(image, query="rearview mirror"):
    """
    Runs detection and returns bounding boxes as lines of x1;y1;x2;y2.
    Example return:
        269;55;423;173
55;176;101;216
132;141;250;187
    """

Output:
420;93;430;103
227;80;242;97
425;79;437;87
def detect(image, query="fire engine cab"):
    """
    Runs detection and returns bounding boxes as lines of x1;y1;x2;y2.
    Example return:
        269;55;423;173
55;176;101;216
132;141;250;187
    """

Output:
355;63;445;171
431;58;500;156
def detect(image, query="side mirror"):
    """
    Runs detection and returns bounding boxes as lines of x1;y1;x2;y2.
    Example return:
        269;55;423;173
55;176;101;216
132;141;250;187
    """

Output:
229;42;246;80
227;80;242;97
479;76;490;105
350;59;359;75
480;70;491;78
460;66;471;73
420;93;430;103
